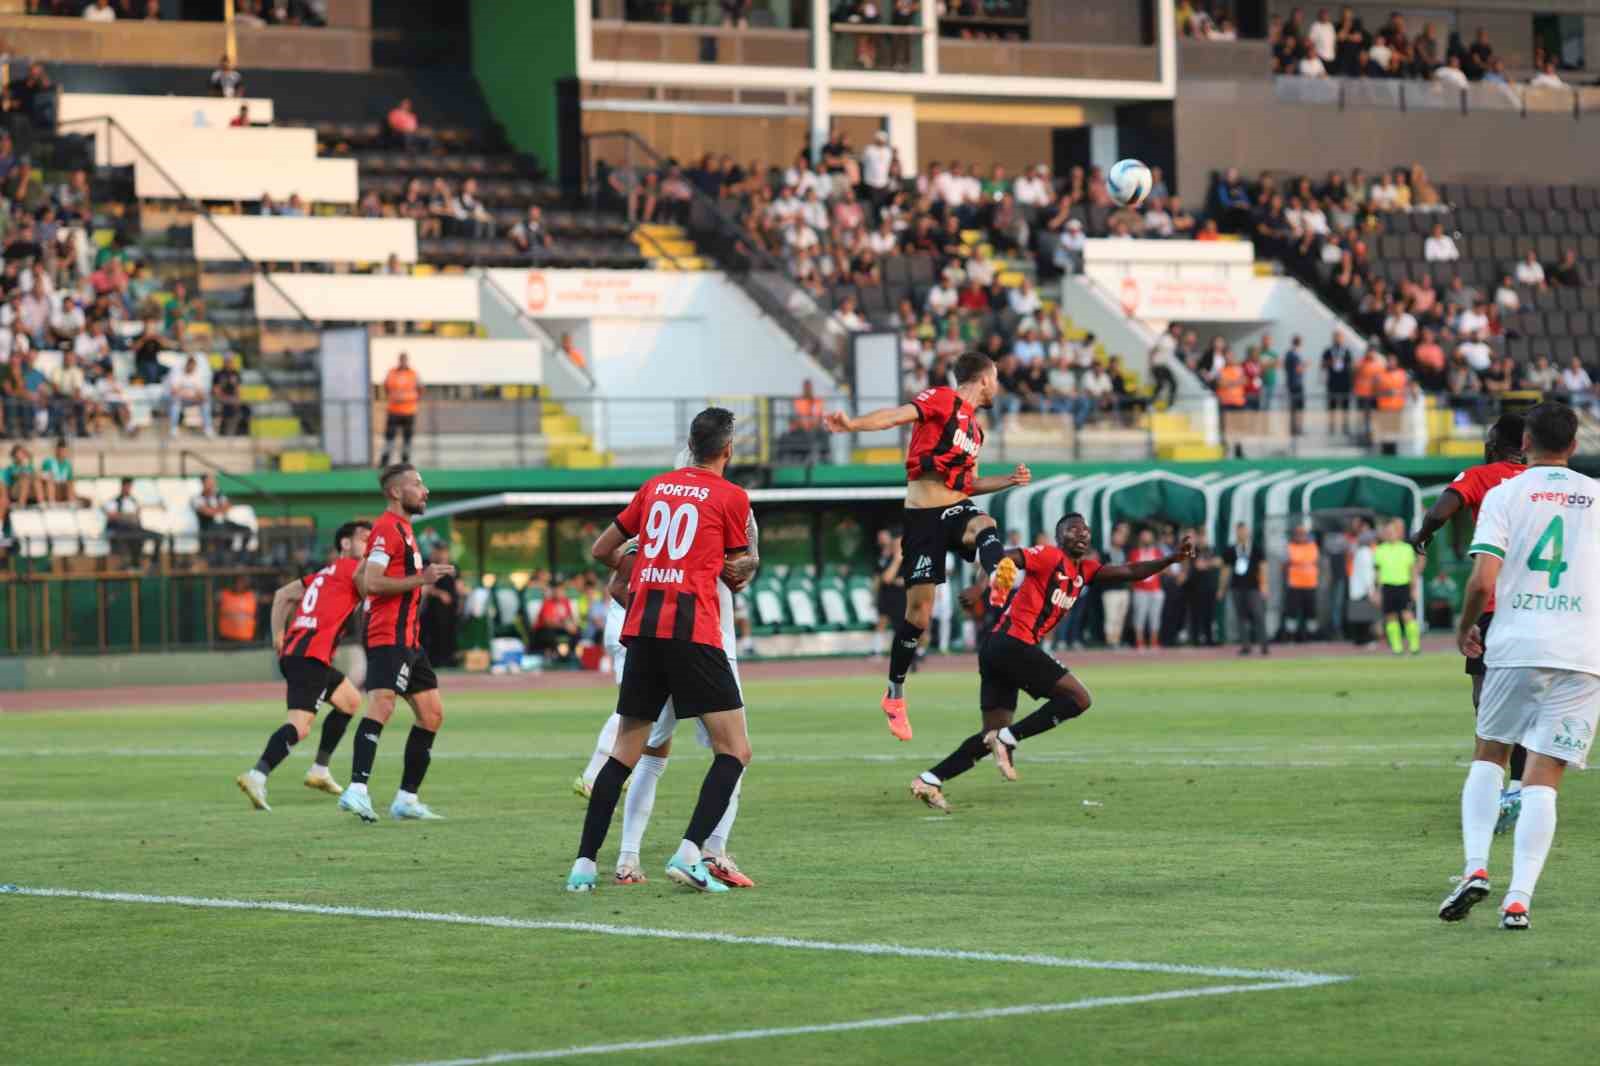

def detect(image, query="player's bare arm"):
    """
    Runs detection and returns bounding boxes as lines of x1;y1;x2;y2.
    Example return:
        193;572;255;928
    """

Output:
720;513;761;592
969;463;1032;496
824;403;920;434
607;549;635;607
591;521;635;569
1410;487;1463;552
1456;552;1500;657
359;559;453;598
1095;538;1195;586
268;578;304;654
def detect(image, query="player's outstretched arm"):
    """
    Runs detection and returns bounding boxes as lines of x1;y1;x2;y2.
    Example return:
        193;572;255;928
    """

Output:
269;578;304;654
970;463;1032;496
1457;553;1500;657
824;403;920;434
1093;537;1195;587
1409;488;1463;552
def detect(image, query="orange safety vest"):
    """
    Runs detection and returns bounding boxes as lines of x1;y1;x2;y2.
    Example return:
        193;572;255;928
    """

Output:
218;588;258;642
1352;359;1382;399
1286;541;1320;589
792;395;823;430
1216;364;1246;408
385;367;420;416
1376;367;1409;411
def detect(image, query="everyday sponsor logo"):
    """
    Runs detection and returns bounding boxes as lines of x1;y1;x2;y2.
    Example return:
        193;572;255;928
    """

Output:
1508;592;1583;612
1528;490;1594;508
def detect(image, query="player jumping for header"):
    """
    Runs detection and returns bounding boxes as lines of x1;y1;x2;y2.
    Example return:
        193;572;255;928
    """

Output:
913;513;1191;812
1410;413;1528;834
825;351;1030;741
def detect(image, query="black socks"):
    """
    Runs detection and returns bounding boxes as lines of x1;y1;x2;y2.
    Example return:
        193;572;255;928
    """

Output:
974;526;1005;573
399;725;436;793
887;619;925;687
928;732;990;784
578;756;633;860
1009;696;1086;742
253;724;299;776
684;752;746;848
350;717;384;785
315;710;352;766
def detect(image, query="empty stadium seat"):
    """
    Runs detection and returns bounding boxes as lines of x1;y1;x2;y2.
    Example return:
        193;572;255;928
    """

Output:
10;510;48;558
752;577;786;634
847;575;878;628
784;577;819;632
44;509;81;557
816;575;852;630
77;508;110;558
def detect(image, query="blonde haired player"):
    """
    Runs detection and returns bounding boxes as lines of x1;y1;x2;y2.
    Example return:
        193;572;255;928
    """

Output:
1439;402;1598;931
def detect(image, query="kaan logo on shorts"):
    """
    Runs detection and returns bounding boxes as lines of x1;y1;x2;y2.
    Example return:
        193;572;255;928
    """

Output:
1509;592;1583;612
951;427;981;457
655;483;711;501
1553;715;1594;753
1528;491;1594;508
638;566;686;584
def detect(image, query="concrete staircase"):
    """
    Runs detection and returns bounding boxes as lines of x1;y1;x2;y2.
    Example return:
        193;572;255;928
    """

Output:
542;399;610;469
631;223;709;271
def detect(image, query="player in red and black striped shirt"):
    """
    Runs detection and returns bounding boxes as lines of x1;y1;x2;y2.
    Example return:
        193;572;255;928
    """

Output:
824;351;1031;742
567;407;759;894
912;513;1191;812
1409;412;1528;829
338;464;456;824
235;520;371;812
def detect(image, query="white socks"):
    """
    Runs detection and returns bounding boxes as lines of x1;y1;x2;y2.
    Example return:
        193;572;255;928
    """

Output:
396;790;417;806
1461;760;1502;878
704;777;741;857
996;726;1019;748
620;755;667;859
674;838;702;867
347;782;368;796
572;857;597;878
920;770;941;787
244;769;266;785
1506;785;1557;910
584;714;622;788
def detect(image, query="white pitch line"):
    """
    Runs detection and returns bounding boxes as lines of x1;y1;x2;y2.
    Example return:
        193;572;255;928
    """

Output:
0;885;1348;985
396;981;1315;1066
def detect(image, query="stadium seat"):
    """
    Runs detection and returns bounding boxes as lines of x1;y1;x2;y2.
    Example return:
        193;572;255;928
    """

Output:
77;508;110;558
44;508;80;557
784;576;820;632
225;505;260;551
847;575;878;628
816;575;852;630
168;506;201;556
10;509;48;558
752;577;786;634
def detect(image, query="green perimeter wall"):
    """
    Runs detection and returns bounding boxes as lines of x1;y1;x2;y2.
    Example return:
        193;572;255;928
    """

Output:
470;0;576;177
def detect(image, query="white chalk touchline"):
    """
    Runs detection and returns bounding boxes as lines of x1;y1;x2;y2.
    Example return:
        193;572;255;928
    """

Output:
395;981;1314;1066
4;885;1348;1065
1;885;1349;985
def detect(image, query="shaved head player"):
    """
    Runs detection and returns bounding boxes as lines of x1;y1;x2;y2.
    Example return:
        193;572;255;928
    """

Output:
825;351;1030;741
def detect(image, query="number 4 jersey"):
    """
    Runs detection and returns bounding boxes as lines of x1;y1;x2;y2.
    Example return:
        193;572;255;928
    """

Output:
1470;466;1600;675
615;465;752;648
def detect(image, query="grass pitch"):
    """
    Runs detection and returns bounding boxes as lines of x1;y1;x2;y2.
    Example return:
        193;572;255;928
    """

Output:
4;650;1598;1065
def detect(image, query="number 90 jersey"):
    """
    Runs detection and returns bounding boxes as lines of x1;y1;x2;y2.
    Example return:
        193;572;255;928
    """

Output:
615;466;752;648
1470;466;1600;675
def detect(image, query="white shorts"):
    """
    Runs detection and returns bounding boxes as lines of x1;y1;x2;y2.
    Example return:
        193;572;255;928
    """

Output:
1477;666;1600;771
611;641;743;749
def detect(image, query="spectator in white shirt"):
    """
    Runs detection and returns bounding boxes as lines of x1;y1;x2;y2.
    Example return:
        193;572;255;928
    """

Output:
1053;218;1087;274
1367;173;1398;212
836;297;868;333
1515;249;1546;288
1009;279;1043;317
83;0;116;20
1384;303;1418;344
769;185;803;227
49;296;86;345
783;154;820;199
1434;54;1469;88
1422;222;1459;262
167;355;215;438
1143;197;1175;238
1298;44;1328;77
1307;9;1337;62
931;163;963;207
73;320;111;368
925;272;958;317
860;131;893;202
1368;33;1393;70
784;220;819;258
800;189;828;232
1455;301;1490;338
1456;333;1493;374
1014;165;1052;208
1529;61;1565;89
866;217;898;256
1299;200;1329;237
966;245;996;287
1494;275;1521;311
1560;357;1596;414
210;55;245;98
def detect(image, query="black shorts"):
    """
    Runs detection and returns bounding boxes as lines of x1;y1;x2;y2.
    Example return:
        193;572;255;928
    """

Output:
877;583;906;621
978;632;1068;712
902;499;983;587
618;636;742;720
279;655;346;712
1465;611;1493;677
1327;391;1351;411
366;644;438;696
1380;584;1413;616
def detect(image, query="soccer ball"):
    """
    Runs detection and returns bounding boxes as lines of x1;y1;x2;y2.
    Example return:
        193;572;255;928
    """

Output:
1107;158;1153;208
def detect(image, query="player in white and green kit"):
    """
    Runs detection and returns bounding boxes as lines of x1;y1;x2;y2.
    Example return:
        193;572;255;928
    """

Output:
1438;402;1598;931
